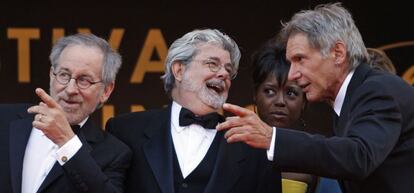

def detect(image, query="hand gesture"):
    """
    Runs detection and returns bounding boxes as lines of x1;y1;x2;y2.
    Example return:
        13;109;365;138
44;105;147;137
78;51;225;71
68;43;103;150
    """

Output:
216;103;273;149
27;88;75;147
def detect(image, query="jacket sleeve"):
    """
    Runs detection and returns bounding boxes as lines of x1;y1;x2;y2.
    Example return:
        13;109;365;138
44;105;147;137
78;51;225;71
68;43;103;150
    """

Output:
61;135;132;193
274;80;402;180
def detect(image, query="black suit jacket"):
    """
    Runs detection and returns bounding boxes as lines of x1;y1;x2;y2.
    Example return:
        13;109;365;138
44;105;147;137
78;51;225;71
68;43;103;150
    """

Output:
106;105;281;193
0;104;132;193
275;64;414;193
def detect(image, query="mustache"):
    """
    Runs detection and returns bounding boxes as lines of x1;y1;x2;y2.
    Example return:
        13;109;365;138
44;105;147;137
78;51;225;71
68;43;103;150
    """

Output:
206;79;225;88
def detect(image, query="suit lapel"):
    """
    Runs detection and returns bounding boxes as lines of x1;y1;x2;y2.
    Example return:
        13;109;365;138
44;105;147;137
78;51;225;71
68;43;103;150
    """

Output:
37;118;96;193
143;106;175;193
36;162;63;193
204;131;244;193
9;117;33;193
335;63;371;135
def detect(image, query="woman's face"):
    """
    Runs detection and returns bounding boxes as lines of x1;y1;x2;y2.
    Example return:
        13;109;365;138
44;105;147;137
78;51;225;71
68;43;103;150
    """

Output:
255;74;305;128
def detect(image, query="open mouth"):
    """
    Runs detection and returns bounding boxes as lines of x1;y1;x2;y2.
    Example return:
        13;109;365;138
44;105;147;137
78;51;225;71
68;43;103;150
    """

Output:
206;81;225;94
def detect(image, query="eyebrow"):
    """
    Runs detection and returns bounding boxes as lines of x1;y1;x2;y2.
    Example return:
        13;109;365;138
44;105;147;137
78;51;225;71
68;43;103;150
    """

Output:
207;56;233;66
55;67;70;73
206;56;220;62
56;67;97;79
263;83;280;89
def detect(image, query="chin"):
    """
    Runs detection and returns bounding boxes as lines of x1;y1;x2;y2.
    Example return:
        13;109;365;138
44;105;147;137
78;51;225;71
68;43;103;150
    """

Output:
66;117;79;125
66;113;84;125
266;119;281;127
275;122;288;128
206;100;224;110
305;92;320;102
200;92;226;110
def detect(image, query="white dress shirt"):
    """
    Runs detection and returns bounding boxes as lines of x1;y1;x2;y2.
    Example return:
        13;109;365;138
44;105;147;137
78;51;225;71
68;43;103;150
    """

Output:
333;70;355;116
21;118;87;193
266;70;355;161
170;102;217;178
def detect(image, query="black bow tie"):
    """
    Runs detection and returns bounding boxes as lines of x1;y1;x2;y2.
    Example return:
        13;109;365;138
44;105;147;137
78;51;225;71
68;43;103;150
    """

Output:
71;125;81;135
179;107;224;129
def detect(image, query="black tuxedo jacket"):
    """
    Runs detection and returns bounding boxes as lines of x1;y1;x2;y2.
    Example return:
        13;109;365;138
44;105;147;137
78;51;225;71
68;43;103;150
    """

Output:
0;104;132;193
106;105;281;193
275;64;414;193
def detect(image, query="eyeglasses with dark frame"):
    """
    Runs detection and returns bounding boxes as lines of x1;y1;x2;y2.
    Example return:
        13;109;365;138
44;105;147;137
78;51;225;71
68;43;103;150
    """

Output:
52;71;102;89
193;59;237;80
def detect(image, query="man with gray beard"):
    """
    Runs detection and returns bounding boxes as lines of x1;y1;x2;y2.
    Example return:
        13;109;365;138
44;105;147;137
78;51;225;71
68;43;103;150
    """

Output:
106;28;281;193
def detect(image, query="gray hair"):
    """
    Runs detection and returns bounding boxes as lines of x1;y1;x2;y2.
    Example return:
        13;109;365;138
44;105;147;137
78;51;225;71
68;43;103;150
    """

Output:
161;29;241;95
280;3;368;69
50;33;122;85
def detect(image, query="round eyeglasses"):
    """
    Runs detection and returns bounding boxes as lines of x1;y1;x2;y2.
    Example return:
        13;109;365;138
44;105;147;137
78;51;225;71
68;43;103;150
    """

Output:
52;71;102;89
195;59;237;80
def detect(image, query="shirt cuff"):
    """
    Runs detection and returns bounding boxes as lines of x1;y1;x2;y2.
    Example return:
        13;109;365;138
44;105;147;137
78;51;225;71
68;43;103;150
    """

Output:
266;127;276;161
55;135;83;165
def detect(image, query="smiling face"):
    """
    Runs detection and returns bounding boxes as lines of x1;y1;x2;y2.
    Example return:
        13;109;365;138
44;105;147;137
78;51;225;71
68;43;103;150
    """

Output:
286;33;341;103
49;44;113;124
173;43;232;113
255;73;305;128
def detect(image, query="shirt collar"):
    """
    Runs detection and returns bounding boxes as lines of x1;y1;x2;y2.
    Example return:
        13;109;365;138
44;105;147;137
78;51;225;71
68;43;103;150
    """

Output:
78;117;88;128
171;101;184;133
333;70;355;116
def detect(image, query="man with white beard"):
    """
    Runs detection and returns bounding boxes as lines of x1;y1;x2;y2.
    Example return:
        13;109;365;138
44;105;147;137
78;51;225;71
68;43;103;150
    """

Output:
106;29;281;193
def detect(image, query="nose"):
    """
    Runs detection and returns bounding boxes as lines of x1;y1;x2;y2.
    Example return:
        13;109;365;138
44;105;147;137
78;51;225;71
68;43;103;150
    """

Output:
65;79;80;95
216;65;231;80
274;91;286;107
288;63;301;81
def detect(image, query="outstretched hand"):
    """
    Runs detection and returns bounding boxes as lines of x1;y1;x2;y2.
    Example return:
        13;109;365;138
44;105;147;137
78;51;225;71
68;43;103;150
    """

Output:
216;103;273;149
27;88;75;147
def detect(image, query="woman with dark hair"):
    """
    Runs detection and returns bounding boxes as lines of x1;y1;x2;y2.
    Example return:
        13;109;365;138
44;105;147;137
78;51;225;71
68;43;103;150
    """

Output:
252;39;315;193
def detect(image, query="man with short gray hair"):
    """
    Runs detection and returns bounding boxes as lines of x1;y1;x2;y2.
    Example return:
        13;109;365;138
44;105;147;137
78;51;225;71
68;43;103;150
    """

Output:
0;33;131;193
218;3;414;193
107;28;280;193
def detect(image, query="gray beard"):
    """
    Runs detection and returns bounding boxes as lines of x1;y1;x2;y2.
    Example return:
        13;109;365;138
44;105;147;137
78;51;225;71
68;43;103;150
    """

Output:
181;76;227;109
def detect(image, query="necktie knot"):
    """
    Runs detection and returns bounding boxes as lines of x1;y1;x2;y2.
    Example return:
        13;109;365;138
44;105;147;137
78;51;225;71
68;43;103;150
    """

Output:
179;107;223;129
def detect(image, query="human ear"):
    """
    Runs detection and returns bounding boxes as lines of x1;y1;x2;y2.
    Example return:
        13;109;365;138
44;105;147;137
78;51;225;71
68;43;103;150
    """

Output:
100;82;114;104
333;41;347;65
172;61;185;82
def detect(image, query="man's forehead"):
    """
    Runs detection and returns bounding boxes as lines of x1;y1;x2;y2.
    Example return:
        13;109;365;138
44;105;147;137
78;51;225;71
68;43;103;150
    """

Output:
195;46;231;62
55;56;103;77
287;34;311;52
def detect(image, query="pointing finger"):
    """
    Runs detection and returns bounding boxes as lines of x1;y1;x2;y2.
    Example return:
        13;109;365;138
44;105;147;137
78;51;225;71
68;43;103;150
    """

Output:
35;88;59;109
222;103;253;117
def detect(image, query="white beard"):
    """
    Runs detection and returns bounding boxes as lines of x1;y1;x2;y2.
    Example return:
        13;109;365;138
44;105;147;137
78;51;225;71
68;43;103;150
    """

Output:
181;73;227;109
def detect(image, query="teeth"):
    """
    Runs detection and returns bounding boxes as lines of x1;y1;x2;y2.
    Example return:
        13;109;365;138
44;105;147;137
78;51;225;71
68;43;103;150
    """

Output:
207;83;222;93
